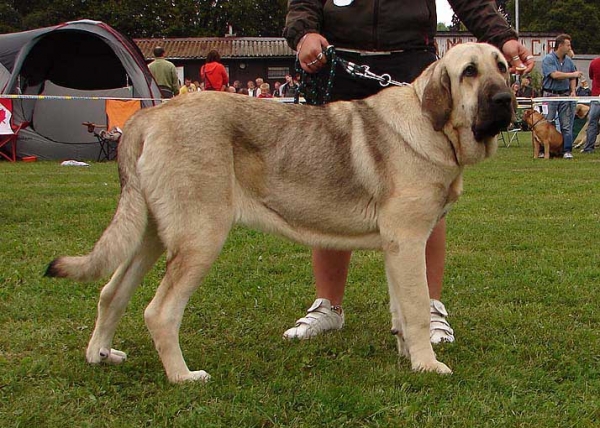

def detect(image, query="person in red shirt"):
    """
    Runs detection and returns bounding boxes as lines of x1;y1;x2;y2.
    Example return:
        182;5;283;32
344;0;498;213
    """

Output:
200;50;229;91
257;83;273;98
582;57;600;153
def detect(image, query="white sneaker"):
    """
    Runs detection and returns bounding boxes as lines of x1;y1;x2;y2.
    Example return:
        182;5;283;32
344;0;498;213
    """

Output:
430;299;455;344
283;298;344;340
563;152;573;159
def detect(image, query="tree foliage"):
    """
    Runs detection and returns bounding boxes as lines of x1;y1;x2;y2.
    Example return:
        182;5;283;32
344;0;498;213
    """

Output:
505;0;600;54
1;0;288;38
2;0;600;52
449;0;600;53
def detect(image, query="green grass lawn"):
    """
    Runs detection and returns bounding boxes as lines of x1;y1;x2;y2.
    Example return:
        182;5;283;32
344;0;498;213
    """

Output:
1;137;599;427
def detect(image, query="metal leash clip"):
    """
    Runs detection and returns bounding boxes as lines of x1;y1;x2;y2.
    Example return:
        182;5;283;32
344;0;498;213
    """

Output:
339;59;408;87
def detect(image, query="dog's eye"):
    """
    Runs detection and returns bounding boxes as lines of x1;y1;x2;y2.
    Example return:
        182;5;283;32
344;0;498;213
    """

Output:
498;62;507;73
463;65;477;78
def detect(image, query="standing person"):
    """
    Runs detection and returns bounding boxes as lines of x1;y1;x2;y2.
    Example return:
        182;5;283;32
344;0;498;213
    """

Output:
247;80;257;97
516;74;537;98
582;56;600;153
576;78;591;97
273;81;282;97
282;0;534;342
148;46;179;98
200;50;229;91
255;77;265;97
542;34;582;159
280;73;299;98
179;77;197;95
257;83;273;98
511;82;520;97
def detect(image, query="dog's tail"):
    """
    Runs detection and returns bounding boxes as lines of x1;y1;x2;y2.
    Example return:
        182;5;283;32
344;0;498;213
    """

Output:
45;113;149;282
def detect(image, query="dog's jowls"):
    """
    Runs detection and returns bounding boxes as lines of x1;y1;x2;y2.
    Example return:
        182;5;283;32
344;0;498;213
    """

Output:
46;43;513;383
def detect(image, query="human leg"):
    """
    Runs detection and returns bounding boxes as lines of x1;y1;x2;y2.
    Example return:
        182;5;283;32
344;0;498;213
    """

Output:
312;248;351;306
583;101;600;152
282;249;348;339
545;100;558;124
285;219;454;342
426;219;445;300
558;101;575;154
426;218;455;344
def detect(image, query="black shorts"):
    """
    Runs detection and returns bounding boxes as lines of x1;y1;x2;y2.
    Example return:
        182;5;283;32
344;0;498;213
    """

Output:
330;50;437;102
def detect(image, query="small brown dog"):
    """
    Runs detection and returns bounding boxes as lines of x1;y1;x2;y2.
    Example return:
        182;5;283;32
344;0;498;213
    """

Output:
522;109;563;159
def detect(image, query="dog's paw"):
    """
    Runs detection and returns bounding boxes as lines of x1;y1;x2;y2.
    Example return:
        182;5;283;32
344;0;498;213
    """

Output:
412;360;452;375
87;347;127;365
171;370;211;383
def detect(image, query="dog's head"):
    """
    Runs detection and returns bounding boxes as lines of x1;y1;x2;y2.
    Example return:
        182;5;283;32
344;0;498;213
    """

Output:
522;108;537;126
414;43;514;165
522;108;549;131
575;103;589;119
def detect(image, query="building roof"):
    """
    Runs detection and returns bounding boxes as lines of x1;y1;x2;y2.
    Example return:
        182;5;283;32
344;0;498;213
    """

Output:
135;32;562;61
135;37;295;60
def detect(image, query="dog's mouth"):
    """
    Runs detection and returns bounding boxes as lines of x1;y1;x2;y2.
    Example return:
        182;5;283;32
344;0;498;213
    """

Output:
472;90;514;142
472;116;512;142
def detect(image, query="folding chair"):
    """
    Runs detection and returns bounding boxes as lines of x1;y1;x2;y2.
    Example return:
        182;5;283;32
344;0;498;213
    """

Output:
83;99;141;161
0;98;30;162
499;122;522;148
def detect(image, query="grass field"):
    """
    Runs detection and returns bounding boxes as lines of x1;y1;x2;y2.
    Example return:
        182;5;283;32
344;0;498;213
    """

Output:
1;137;599;427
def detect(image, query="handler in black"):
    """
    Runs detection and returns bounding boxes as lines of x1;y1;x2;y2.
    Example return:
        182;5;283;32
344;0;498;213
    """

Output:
282;0;535;342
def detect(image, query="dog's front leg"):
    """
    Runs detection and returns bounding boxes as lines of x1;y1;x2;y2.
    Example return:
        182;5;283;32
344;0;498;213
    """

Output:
533;135;541;159
380;204;451;375
383;243;451;374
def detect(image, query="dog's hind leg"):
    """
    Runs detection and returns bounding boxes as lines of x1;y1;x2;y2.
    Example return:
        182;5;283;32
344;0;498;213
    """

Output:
144;219;230;383
543;141;551;159
86;224;164;365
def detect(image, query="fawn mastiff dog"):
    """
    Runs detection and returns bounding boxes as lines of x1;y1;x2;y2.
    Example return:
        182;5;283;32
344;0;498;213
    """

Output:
522;109;564;159
46;43;514;383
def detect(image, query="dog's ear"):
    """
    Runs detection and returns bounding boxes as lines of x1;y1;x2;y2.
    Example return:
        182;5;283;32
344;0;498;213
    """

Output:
421;63;452;131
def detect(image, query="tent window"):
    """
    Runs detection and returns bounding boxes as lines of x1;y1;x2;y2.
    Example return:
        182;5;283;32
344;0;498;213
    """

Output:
21;31;128;90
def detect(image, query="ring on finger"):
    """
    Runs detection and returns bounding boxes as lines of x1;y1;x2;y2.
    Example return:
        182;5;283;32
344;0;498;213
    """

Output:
316;52;324;60
526;55;534;60
307;59;319;66
512;55;520;61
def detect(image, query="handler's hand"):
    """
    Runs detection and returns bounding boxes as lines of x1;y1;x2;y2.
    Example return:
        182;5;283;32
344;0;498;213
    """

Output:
501;39;535;74
297;33;330;73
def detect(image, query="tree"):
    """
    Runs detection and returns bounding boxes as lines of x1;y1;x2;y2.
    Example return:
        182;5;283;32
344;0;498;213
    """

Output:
0;2;21;33
2;0;288;38
446;0;600;53
506;0;600;54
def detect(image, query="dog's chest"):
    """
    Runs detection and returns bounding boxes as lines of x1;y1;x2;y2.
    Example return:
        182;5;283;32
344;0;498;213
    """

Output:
441;176;463;217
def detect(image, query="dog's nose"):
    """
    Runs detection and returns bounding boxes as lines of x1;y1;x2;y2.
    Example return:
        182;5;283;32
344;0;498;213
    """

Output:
492;92;512;107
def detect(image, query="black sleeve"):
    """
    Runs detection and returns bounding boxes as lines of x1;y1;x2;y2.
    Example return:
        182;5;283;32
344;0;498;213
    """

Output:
448;0;518;49
283;0;325;50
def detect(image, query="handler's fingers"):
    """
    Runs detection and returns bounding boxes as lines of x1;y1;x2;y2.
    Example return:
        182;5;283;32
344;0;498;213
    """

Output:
303;58;323;72
502;40;534;74
297;34;329;73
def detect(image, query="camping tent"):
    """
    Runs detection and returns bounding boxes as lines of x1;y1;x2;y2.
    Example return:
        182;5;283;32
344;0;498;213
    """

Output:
0;20;162;160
